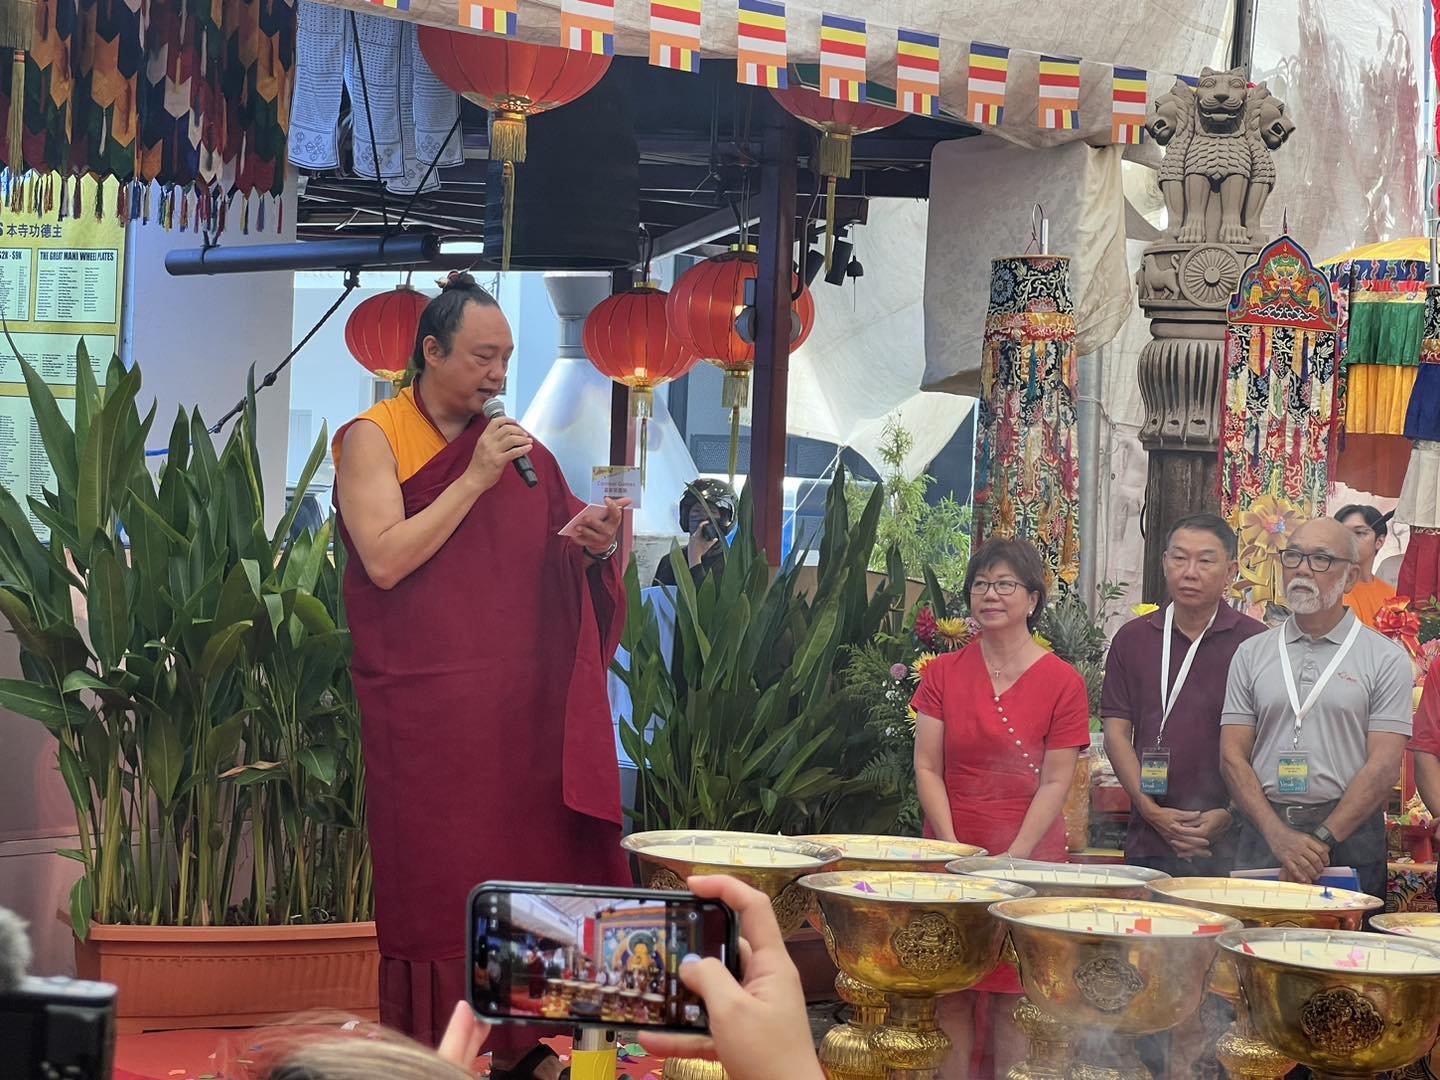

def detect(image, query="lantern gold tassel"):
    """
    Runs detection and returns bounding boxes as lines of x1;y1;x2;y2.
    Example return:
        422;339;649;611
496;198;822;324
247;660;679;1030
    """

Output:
722;371;750;484
631;386;654;487
500;160;516;272
2;0;35;173
489;108;528;273
816;129;855;272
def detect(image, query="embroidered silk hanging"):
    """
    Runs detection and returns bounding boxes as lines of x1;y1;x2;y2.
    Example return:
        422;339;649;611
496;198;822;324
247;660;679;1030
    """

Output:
1220;235;1341;605
3;0;297;209
1326;257;1426;496
1397;285;1440;604
972;254;1080;592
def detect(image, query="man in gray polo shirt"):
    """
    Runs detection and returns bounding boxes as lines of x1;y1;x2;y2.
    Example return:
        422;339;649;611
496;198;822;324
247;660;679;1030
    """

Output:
1220;516;1412;900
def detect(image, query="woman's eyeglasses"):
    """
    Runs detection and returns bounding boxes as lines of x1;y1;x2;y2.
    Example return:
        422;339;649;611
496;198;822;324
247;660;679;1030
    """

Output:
970;580;1021;596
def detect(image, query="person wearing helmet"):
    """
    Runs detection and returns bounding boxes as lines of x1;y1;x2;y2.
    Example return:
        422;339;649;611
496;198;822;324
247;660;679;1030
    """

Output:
653;478;737;588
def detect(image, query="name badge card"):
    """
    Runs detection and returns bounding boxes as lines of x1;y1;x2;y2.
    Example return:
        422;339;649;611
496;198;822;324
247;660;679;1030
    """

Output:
1277;751;1310;796
1140;748;1170;796
592;466;643;508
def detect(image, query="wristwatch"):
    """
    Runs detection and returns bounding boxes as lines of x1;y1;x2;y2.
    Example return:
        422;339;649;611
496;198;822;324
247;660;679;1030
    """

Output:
586;539;619;562
1309;824;1337;849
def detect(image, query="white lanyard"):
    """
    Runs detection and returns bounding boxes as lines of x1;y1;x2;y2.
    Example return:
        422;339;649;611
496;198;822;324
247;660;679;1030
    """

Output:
1277;617;1364;748
1157;603;1218;745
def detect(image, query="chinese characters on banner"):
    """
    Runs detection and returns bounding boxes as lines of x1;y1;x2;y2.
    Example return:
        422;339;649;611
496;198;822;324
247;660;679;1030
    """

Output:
0;175;126;538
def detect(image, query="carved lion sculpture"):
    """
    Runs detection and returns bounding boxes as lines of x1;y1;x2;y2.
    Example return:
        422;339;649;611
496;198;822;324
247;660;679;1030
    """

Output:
1178;66;1252;246
1243;83;1295;232
1146;79;1195;239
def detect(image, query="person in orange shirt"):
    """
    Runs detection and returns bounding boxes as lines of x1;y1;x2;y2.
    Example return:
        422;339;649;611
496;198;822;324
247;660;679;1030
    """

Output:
1336;504;1396;628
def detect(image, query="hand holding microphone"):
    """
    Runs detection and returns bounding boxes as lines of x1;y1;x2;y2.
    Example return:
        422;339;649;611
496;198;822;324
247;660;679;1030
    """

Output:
469;398;537;492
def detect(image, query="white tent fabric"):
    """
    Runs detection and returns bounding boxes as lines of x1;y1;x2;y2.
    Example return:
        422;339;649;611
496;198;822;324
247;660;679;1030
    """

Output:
311;0;1232;150
922;137;1131;397
787;196;969;480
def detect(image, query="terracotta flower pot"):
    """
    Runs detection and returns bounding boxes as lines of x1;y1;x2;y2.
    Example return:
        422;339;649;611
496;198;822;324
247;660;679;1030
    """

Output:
74;921;379;1034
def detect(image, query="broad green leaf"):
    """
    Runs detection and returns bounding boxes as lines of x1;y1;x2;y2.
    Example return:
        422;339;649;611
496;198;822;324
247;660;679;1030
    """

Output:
0;678;74;729
69;875;94;940
56;740;93;813
143;715;184;806
297;746;338;785
61;671;110;695
197;620;252;682
19;357;78;494
87;547;131;669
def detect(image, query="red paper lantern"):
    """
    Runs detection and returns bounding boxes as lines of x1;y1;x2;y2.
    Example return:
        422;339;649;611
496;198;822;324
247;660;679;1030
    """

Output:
584;285;701;396
345;286;431;384
417;29;612;268
770;86;901;268
584;284;700;482
666;249;816;477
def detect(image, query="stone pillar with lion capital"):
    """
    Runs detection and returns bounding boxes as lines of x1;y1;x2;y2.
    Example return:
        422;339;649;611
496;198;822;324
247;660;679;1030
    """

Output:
1135;66;1296;601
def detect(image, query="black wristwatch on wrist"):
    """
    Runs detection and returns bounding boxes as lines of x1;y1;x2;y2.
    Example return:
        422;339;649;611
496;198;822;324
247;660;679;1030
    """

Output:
1309;824;1337;849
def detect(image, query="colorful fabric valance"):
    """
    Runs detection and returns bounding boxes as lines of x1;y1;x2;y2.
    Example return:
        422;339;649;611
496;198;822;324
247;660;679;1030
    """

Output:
1;0;296;207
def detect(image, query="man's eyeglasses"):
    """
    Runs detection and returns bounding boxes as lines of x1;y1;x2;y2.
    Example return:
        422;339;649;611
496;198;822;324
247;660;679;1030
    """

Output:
1278;549;1354;573
971;580;1022;596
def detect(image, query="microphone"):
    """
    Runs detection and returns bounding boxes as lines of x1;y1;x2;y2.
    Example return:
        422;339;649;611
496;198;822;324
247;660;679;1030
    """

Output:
482;398;538;488
0;907;31;993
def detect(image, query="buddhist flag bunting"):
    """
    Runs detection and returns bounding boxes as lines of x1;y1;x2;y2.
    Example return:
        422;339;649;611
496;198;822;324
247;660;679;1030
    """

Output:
561;0;615;55
1177;73;1200;87
967;42;1009;126
651;0;702;72
819;13;867;101
1038;54;1081;130
895;28;941;116
737;0;787;88
459;0;517;35
1112;66;1148;143
367;0;410;9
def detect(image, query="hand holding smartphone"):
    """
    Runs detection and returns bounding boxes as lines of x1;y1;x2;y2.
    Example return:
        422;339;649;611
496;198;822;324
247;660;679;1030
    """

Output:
468;883;740;1034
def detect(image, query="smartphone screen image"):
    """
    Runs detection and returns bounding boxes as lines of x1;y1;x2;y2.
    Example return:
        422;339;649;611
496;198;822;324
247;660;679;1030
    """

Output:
469;883;737;1033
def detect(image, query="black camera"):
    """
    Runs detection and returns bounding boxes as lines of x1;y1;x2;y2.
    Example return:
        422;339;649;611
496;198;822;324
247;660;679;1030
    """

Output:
0;974;117;1079
0;974;118;1079
0;906;117;1080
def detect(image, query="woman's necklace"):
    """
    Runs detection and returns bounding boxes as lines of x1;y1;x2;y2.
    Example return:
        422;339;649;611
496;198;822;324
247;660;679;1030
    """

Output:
983;638;1029;682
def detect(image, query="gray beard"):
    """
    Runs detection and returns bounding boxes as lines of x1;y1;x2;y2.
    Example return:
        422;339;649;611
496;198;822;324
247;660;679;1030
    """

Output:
1285;578;1345;615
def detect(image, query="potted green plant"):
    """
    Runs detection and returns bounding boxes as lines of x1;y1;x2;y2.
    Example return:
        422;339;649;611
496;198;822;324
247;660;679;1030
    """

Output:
616;471;908;997
0;351;375;1032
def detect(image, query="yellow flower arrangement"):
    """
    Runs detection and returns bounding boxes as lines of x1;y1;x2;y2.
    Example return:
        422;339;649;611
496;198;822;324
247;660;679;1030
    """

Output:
1131;603;1159;617
1235;494;1305;605
911;652;939;679
934;617;972;648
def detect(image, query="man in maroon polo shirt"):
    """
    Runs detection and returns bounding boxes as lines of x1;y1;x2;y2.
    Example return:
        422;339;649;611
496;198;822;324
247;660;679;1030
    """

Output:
1102;514;1267;876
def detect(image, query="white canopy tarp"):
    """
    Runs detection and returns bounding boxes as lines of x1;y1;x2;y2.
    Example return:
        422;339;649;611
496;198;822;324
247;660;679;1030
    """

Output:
787;196;970;479
922;137;1131;397
311;0;1232;150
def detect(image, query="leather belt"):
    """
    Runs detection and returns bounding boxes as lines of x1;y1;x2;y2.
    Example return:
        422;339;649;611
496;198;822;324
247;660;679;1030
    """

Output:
1267;799;1340;828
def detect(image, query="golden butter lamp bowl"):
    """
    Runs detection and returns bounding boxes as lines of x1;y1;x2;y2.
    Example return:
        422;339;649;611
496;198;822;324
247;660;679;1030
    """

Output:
1220;927;1440;1078
1371;912;1440;942
802;834;987;872
622;830;842;938
991;896;1241;1036
948;856;1168;899
1146;877;1383;1003
799;871;1035;996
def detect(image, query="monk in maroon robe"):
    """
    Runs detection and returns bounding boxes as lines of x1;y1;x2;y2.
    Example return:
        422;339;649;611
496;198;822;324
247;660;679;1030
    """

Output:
334;273;630;1080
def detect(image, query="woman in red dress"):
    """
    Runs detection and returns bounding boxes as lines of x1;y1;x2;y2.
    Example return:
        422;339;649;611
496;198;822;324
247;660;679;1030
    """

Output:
912;537;1091;1079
